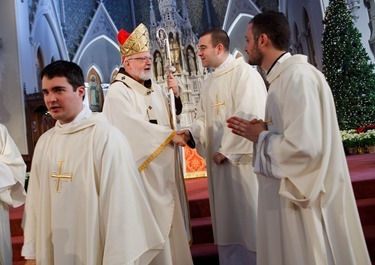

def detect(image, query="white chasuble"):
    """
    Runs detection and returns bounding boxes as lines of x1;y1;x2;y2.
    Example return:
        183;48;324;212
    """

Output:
0;124;26;265
22;112;165;265
254;54;371;265
103;74;193;265
191;57;267;251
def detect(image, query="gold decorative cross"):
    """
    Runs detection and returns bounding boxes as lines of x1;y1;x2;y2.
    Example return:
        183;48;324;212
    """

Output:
51;160;72;192
211;95;225;115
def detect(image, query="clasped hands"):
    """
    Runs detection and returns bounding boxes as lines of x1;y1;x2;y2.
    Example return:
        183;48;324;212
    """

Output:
226;116;267;143
173;130;191;147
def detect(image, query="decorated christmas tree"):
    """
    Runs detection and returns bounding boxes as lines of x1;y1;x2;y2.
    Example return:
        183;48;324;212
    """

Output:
322;0;375;130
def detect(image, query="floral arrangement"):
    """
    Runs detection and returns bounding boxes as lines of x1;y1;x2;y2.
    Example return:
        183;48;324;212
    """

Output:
340;129;375;154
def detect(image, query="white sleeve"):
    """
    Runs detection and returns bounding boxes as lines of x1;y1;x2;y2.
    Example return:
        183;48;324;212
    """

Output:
0;163;17;204
254;131;286;179
21;240;36;259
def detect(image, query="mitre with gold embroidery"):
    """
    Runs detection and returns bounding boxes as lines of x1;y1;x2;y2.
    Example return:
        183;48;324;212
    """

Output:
117;23;150;57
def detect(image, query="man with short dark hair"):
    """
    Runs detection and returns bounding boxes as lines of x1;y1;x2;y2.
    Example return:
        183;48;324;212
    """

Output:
22;60;165;265
187;28;267;265
227;11;371;265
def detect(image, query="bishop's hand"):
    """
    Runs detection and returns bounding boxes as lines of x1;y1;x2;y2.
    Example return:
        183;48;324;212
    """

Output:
172;131;188;147
167;74;179;98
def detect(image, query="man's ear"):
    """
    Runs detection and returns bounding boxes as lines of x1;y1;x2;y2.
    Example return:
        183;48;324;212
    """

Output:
216;43;224;54
77;85;86;98
259;34;268;46
123;59;131;68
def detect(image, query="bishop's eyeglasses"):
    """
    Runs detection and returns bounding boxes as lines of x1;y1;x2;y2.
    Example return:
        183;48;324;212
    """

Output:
127;56;153;63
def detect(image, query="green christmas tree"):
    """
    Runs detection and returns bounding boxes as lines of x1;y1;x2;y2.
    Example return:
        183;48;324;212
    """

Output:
322;0;375;130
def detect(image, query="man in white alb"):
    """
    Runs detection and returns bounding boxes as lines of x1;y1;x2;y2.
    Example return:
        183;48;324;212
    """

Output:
0;124;26;265
22;60;165;265
103;24;193;265
227;10;371;265
185;28;267;265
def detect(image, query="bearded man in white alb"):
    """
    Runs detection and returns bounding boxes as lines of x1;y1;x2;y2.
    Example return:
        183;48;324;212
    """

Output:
228;10;371;265
103;24;193;265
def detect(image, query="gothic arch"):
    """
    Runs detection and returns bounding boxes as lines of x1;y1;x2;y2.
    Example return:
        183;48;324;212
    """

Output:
303;8;317;66
77;35;119;84
86;64;104;84
110;68;119;83
226;13;254;54
31;3;68;60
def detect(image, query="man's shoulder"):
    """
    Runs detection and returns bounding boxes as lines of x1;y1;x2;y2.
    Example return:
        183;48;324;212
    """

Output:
106;80;131;99
34;126;56;150
89;114;130;149
225;58;256;73
90;114;124;136
281;55;319;77
231;58;262;80
108;79;128;90
89;113;112;130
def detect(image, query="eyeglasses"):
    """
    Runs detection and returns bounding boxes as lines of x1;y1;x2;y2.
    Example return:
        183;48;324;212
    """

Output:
127;56;153;63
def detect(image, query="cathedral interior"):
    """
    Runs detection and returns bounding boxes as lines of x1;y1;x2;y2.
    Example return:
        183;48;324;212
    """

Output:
0;0;278;167
1;0;374;169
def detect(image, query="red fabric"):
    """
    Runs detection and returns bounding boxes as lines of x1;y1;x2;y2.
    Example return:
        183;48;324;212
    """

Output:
184;146;206;173
117;29;130;45
356;124;375;133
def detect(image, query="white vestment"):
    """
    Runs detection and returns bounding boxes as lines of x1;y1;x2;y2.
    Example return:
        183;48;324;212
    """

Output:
22;110;165;265
254;53;371;265
0;124;26;265
190;57;267;253
103;73;193;265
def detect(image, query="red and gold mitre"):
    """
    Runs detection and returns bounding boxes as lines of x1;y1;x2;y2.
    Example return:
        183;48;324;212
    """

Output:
117;23;150;57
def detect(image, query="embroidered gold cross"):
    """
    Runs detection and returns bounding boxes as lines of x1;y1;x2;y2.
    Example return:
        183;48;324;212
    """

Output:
51;160;72;192
211;95;225;115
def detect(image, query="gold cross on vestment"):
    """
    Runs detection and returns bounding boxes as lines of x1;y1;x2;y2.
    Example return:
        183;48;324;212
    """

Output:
211;95;225;115
51;160;72;192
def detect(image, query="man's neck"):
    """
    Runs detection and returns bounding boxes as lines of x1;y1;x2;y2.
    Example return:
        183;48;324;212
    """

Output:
262;50;288;73
215;53;233;71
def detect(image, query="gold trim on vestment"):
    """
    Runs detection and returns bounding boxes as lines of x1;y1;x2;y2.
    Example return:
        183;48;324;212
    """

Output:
184;171;207;179
138;131;176;172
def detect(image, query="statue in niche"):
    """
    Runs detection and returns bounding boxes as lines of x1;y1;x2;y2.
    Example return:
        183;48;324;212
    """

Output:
155;53;163;79
187;49;196;75
89;75;102;112
169;35;181;72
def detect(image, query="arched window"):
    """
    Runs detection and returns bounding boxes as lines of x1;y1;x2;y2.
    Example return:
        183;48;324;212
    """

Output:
86;68;103;112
